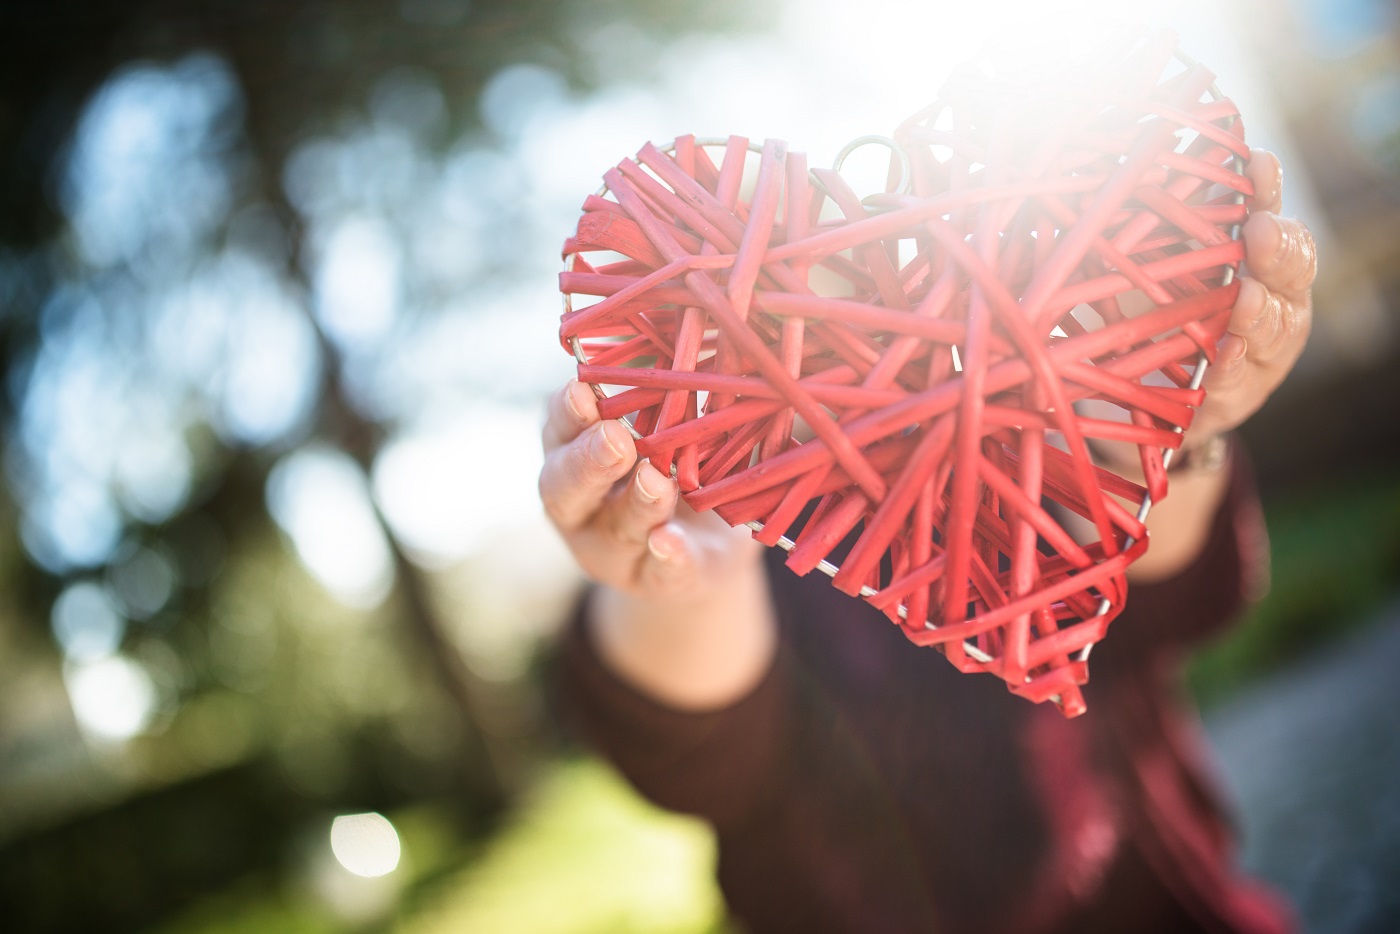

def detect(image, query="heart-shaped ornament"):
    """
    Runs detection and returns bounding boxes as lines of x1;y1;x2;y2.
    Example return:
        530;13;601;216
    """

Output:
558;29;1251;716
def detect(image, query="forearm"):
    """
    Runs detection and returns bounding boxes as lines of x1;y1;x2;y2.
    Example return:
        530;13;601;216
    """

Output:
1080;442;1268;667
588;535;778;711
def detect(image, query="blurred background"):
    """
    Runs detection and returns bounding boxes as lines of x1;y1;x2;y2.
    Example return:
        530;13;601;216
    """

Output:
0;0;1397;931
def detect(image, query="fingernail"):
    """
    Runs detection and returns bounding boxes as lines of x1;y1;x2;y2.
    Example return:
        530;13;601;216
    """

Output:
1236;278;1267;322
589;423;624;467
1218;334;1247;370
648;531;674;562
564;381;587;421
635;463;667;503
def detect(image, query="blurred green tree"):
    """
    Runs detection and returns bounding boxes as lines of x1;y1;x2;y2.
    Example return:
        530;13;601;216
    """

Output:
0;1;773;930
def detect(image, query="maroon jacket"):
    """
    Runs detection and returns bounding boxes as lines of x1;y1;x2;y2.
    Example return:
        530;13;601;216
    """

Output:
557;449;1294;933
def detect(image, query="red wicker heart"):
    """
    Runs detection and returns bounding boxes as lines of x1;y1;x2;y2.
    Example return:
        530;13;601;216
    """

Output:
557;31;1251;716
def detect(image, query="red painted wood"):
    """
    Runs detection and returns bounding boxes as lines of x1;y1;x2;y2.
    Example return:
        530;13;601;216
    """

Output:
558;33;1251;714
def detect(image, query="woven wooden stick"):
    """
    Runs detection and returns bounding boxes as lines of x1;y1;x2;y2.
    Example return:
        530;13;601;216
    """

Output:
558;31;1251;715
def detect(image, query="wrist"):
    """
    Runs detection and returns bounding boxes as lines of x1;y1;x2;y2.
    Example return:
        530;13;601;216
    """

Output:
595;536;765;618
588;547;778;711
1088;431;1232;481
1166;432;1232;474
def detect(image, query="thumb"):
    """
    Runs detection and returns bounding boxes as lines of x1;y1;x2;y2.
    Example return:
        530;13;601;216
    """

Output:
639;521;701;597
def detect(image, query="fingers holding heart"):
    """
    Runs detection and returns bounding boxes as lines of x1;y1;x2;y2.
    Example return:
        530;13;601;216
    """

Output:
1223;277;1291;366
1244;148;1283;216
1242;211;1318;302
1219;213;1314;370
593;461;679;551
1201;204;1314;427
542;379;601;454
538;419;637;532
539;389;700;592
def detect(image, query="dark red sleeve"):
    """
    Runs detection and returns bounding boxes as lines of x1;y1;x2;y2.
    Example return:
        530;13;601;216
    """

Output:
1095;436;1270;670
553;599;795;830
553;442;1267;830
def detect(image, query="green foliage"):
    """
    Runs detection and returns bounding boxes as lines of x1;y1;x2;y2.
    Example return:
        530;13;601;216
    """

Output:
1189;468;1400;708
149;882;342;934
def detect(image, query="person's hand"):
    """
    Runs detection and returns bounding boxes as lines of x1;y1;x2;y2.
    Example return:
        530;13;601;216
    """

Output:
540;379;774;709
1047;149;1315;581
1190;148;1315;444
539;378;763;604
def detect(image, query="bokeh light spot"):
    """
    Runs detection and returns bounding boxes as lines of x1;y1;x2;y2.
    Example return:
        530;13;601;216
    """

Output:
65;655;157;740
330;812;402;878
373;404;544;565
108;545;178;620
313;216;403;350
267;447;395;609
478;63;568;140
51;580;126;661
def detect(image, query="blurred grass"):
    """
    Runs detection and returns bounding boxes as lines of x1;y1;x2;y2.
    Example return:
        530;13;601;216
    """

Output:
1189;467;1400;708
397;758;727;934
152;758;727;934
